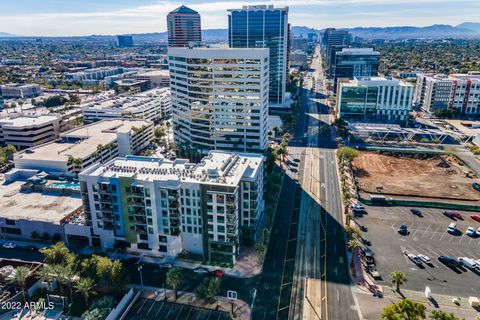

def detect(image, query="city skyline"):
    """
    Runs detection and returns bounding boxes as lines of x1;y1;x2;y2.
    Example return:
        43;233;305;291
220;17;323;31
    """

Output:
1;0;479;36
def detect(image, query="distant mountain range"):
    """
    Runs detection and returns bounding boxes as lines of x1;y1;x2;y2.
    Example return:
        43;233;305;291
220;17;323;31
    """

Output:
1;22;479;41
292;23;480;40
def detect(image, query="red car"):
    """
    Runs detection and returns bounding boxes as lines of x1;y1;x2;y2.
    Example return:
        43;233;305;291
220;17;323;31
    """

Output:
471;215;480;222
451;211;463;220
211;269;224;277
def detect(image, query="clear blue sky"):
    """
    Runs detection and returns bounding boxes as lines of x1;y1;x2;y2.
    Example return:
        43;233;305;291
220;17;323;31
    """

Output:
1;0;478;36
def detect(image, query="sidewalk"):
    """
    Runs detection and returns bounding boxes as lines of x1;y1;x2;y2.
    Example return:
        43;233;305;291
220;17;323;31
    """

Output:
130;284;252;320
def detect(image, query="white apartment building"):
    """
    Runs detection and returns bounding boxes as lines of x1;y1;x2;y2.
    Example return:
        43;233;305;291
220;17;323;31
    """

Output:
414;73;480;116
81;88;171;123
168;47;270;154
79;151;264;265
0;84;42;99
14;119;154;176
337;76;414;123
0;115;61;149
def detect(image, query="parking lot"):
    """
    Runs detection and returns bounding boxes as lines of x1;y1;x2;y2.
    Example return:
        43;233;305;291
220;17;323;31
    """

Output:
357;205;480;297
125;297;230;320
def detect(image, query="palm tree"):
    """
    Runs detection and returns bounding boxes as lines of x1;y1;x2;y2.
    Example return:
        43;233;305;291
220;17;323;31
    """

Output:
347;239;360;252
390;271;407;293
165;268;183;301
346;212;354;225
344;226;361;240
55;265;76;298
11;266;30;303
36;265;56;292
75;277;95;306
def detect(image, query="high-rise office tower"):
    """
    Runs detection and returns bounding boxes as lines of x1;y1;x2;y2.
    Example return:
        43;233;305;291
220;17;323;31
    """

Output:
228;5;289;106
168;47;270;154
333;48;380;88
167;5;202;48
117;35;133;47
323;29;351;77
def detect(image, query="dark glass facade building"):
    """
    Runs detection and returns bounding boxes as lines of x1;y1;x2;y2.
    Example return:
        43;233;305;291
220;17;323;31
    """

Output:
228;5;289;105
333;48;380;91
117;35;133;47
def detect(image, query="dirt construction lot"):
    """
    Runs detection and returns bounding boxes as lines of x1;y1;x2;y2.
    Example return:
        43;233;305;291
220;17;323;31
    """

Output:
352;151;480;201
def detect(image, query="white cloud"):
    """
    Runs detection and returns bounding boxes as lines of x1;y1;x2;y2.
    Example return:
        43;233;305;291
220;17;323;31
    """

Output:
0;0;478;36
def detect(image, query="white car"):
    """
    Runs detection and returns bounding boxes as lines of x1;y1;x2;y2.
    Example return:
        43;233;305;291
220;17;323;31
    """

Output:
458;257;478;269
476;227;480;237
418;254;432;264
2;242;16;249
407;254;422;265
466;227;476;237
193;267;209;273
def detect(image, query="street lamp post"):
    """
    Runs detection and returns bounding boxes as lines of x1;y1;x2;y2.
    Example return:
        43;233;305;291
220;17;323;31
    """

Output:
137;264;144;290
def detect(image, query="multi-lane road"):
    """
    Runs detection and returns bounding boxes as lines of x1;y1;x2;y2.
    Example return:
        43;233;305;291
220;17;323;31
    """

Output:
287;46;360;320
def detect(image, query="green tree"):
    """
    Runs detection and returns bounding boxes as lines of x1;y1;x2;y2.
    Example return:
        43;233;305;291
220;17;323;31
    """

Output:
195;277;221;304
56;265;76;298
40;242;76;267
344;226;361;240
381;299;426;320
10;266;30;303
81;296;116;320
75;277;96;307
255;243;266;256
3;145;17;160
166;268;183;300
429;310;464;320
347;239;360;252
36;264;57;292
338;146;359;162
390;271;407;293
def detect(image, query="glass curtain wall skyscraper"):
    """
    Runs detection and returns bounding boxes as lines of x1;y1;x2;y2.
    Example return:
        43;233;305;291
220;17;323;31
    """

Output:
228;5;289;106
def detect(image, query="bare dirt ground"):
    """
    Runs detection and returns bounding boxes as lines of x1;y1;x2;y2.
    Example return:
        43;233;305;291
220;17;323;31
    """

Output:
352;151;480;201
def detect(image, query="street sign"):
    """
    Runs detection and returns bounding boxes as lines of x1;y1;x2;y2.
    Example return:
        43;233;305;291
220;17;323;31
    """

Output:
227;290;237;301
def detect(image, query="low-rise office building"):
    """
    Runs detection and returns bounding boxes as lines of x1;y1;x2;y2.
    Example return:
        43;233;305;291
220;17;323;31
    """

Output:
113;79;149;94
65;67;125;83
169;47;270;154
0;84;43;99
79;151;264;264
134;70;170;89
337;77;414;123
0;115;61;149
14;119;154;176
81;88;171;123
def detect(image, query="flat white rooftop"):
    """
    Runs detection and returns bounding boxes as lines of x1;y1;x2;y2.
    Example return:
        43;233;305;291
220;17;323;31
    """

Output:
0;181;82;224
84;151;263;186
16;119;150;161
82;96;157;112
136;70;169;77
0;115;59;128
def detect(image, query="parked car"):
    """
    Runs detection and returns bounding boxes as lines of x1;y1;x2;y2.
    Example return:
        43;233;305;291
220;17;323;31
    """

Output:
407;254;422;265
443;211;455;219
447;222;457;234
466;227;476;237
158;263;173;269
438;255;459;268
451;211;463;220
398;224;409;235
194;267;209;274
471;215;480;223
472;182;480;192
458;257;478;270
211;269;224;277
352;203;365;212
2;242;16;249
476;227;480;237
410;208;423;217
293;158;300;163
418;254;432;265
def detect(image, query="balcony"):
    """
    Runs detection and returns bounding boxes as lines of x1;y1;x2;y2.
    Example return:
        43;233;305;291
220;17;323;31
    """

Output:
226;196;235;205
169;201;179;208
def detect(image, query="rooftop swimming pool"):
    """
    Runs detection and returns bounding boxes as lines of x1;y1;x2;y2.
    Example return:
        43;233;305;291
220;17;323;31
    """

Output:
48;181;80;191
